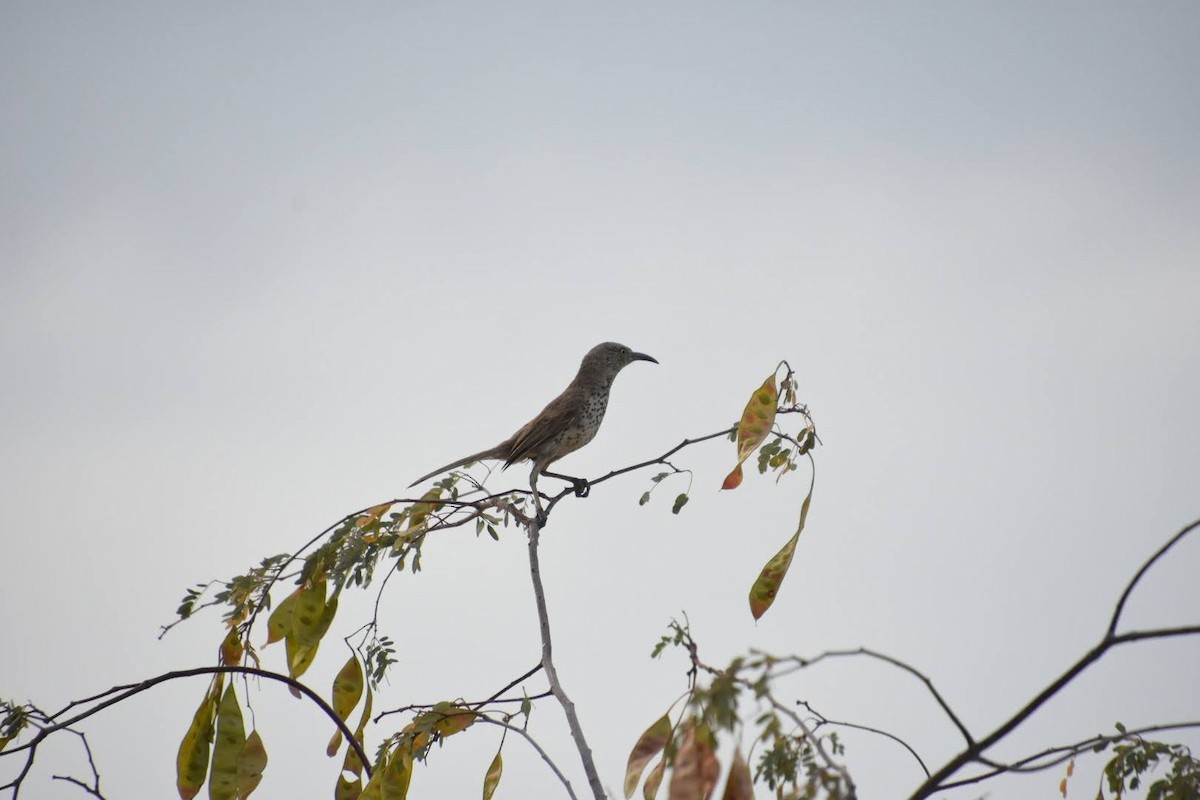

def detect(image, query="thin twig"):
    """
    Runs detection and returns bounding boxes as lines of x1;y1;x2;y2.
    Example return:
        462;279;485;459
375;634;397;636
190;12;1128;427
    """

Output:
798;700;930;778
1108;518;1200;637
937;721;1200;790
48;729;105;799
475;716;578;800
769;647;974;747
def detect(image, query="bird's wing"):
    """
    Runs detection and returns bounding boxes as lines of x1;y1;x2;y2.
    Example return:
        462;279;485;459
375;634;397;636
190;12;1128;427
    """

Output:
504;392;581;468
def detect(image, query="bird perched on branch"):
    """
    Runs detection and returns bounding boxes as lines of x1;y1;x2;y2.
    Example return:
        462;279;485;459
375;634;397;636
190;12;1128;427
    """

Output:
409;342;658;495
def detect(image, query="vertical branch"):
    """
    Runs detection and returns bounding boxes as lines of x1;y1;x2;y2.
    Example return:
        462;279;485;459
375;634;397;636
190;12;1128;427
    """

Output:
526;515;607;800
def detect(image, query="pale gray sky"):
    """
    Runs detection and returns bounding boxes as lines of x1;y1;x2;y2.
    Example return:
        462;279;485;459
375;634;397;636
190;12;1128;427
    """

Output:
3;3;1199;799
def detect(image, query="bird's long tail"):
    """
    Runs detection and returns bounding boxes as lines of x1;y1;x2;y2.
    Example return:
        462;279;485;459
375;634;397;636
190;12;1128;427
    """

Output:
407;444;508;488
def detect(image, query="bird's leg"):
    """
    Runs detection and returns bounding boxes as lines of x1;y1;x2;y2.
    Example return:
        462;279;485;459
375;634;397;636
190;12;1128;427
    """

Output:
529;469;549;527
541;469;590;498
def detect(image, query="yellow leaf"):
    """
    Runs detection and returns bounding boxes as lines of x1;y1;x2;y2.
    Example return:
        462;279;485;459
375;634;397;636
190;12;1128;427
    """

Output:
342;684;374;777
327;655;365;757
355;502;393;529
335;774;362;800
380;749;413;800
624;714;672;798
209;685;246;800
286;592;338;696
220;629;244;667
176;679;222;800
291;579;329;647
482;749;503;800
721;749;753;800
722;375;778;491
748;488;811;620
236;730;267;800
431;702;476;738
668;724;720;800
643;760;666;800
266;587;302;645
1060;777;1068;797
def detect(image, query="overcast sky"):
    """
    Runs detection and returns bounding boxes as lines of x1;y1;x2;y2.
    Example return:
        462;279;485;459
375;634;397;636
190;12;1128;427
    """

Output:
3;3;1199;799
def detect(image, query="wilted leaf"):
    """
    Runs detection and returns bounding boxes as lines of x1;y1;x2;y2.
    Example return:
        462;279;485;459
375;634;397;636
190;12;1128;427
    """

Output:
210;685;246;800
644;760;666;800
237;730;267;800
639;492;651;506
482;750;503;800
220;629;244;667
748;488;811;620
327;655;365;756
435;703;477;737
668;725;720;800
625;714;673;798
1059;777;1067;797
722;375;779;491
176;680;222;800
355;502;393;529
672;494;689;515
721;749;753;800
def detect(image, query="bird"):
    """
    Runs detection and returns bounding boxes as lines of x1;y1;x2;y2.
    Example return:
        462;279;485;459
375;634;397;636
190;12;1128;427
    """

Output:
408;342;658;495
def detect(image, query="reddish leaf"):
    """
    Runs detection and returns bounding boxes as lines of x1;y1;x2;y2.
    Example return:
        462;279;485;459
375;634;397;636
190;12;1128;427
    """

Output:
721;749;753;800
722;375;778;491
624;714;672;798
748;488;811;620
668;724;720;800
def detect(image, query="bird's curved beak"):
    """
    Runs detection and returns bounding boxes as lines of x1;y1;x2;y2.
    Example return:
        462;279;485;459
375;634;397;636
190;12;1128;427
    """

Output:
632;351;658;364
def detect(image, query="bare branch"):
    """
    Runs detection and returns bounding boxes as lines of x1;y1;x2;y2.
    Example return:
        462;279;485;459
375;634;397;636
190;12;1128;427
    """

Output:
937;721;1200;791
798;700;930;779
908;518;1200;799
49;729;105;799
1108;517;1200;637
527;515;606;799
768;647;975;747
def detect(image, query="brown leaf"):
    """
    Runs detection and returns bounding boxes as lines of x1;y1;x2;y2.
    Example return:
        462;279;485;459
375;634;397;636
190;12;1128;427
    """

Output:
668;725;720;800
721;749;753;800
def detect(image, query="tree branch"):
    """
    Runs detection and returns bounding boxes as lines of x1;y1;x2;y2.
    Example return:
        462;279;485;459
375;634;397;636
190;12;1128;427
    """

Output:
526;515;606;799
475;716;579;800
769;647;974;747
0;665;372;795
908;517;1200;799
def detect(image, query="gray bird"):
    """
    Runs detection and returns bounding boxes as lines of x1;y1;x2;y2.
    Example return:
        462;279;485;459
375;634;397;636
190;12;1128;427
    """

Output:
409;342;658;494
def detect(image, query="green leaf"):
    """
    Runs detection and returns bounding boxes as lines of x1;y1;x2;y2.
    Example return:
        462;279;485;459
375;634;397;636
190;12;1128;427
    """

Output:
209;685;246;800
624;714;672;798
671;494;689;514
327;655;364;756
291;579;329;647
380;749;413;800
177;679;222;800
639;492;651;506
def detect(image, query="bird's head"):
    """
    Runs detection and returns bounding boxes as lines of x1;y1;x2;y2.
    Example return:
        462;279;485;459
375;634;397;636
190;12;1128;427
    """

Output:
583;342;658;382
